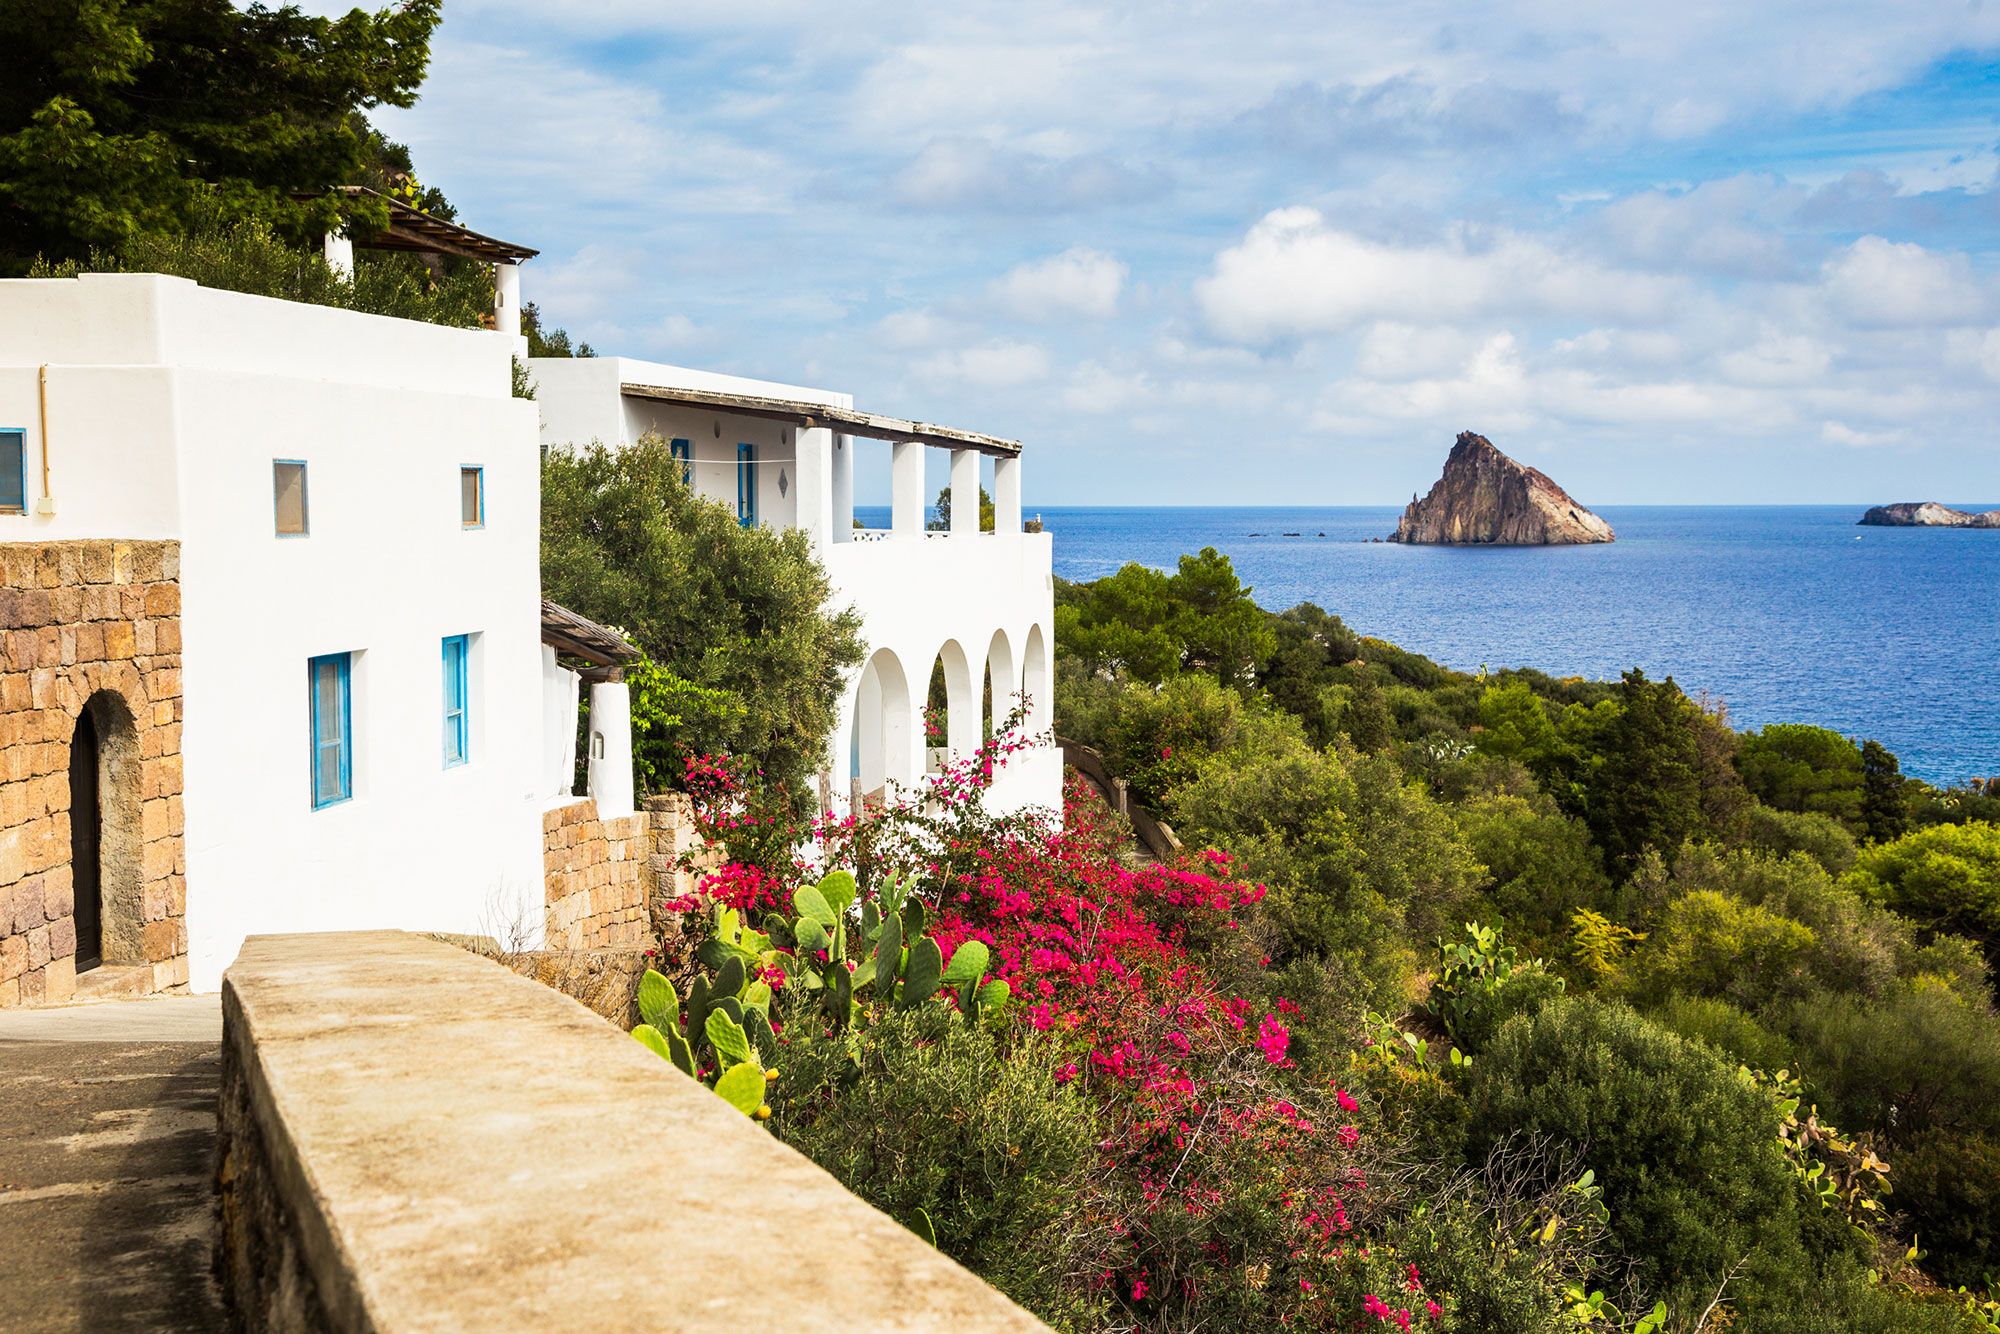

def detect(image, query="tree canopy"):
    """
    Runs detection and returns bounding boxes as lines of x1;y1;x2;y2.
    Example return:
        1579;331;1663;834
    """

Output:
541;435;864;799
0;0;442;273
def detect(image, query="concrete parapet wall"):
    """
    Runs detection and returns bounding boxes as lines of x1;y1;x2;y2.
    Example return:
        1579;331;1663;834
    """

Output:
216;931;1047;1332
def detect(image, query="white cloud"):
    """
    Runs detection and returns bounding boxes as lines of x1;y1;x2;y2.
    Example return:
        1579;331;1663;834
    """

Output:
890;138;1164;213
917;339;1052;388
991;248;1128;321
1818;236;1992;328
1062;362;1150;412
1195;208;1684;344
1821;420;1906;447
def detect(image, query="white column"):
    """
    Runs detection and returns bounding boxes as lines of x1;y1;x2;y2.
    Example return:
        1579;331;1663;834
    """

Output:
993;453;1023;534
494;262;523;338
324;231;354;279
585;680;634;819
794;425;834;555
949;448;980;536
831;433;854;542
891;440;925;538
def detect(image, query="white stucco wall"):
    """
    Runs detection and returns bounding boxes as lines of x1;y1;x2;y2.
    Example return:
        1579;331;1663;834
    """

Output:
1;275;550;991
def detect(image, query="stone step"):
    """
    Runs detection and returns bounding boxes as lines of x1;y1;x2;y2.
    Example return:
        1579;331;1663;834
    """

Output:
70;963;154;1004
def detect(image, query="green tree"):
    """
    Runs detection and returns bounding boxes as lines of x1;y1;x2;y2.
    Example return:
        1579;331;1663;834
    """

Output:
1736;724;1865;829
1165;546;1274;684
1455;793;1610;953
927;483;995;532
1;0;442;272
1849;821;2000;976
1860;740;1911;844
540;435;864;798
1587;670;1708;875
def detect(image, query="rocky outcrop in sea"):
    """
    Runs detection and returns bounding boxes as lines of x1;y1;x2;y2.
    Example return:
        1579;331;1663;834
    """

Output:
1390;432;1615;545
1858;502;2000;528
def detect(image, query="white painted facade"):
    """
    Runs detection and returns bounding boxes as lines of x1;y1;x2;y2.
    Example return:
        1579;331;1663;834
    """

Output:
0;274;560;991
530;355;1063;819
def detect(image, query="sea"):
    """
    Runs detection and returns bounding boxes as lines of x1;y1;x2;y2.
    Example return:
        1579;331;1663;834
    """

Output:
1013;505;1999;787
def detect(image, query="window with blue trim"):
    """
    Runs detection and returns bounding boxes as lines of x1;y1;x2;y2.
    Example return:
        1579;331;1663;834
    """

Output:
442;634;470;767
670;438;692;487
309;653;352;808
0;430;24;513
736;443;757;528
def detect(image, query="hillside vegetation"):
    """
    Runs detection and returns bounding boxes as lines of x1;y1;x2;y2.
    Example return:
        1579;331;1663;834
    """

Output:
644;545;1999;1333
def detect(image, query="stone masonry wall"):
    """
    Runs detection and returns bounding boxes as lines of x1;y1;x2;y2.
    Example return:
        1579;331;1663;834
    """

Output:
542;798;649;951
644;791;720;934
0;540;186;1007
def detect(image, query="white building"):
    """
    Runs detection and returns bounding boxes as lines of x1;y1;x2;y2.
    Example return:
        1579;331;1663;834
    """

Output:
530;355;1063;819
0;269;626;999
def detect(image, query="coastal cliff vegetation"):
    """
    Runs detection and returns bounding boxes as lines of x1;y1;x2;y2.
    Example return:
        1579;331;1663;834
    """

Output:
633;542;1999;1333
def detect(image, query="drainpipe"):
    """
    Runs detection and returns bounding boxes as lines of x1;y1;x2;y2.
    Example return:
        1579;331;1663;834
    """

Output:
36;365;55;515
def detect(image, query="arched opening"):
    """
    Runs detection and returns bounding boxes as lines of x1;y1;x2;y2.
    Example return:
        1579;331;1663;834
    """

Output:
850;649;914;804
1022;624;1051;735
982;628;1017;742
68;691;143;973
924;640;975;772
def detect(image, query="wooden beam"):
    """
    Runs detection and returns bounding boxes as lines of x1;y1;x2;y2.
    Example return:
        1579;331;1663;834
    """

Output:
618;381;1022;457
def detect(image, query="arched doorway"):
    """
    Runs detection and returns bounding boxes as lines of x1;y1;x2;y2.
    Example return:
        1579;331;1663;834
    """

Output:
850;649;914;803
924;640;975;770
68;692;142;974
70;708;101;971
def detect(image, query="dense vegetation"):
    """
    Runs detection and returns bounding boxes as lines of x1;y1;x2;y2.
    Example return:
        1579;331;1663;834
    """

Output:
643;545;2000;1333
540;435;864;802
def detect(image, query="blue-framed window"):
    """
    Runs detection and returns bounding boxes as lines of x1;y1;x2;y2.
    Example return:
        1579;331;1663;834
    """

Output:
669;438;692;487
442;634;470;767
273;460;308;535
308;653;352;808
460;466;484;528
736;443;757;528
1;429;25;513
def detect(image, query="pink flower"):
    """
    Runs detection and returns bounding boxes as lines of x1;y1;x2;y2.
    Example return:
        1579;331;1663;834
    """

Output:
1255;1013;1292;1064
1426;1299;1443;1320
1335;1086;1359;1113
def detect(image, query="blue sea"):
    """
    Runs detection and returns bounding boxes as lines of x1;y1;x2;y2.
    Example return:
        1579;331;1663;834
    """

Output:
1026;505;1998;787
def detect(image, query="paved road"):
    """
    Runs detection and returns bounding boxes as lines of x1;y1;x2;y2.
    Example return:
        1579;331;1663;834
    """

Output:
0;996;224;1332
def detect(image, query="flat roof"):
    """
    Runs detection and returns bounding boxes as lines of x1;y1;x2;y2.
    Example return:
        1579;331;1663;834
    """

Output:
619;381;1022;457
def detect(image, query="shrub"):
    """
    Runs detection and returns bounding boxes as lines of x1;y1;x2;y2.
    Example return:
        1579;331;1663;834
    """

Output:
1428;923;1565;1053
1743;802;1859;874
1647;995;1795;1073
1630;889;1818;1008
1736;724;1866;829
31;207;493;328
1173;730;1483;984
776;1008;1107;1328
1773;983;2000;1143
1850;822;2000;977
1894;1129;2000;1291
1456;793;1611;953
1467;996;1802;1322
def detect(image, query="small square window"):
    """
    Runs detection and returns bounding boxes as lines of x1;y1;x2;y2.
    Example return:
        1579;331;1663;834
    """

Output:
274;460;308;536
461;466;484;528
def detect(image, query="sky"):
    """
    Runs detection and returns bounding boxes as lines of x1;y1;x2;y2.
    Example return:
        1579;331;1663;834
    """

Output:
358;1;2000;506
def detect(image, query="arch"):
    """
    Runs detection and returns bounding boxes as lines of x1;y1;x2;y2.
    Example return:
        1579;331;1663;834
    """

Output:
69;690;144;971
981;628;1018;741
850;648;914;802
1022;624;1051;735
924;639;977;768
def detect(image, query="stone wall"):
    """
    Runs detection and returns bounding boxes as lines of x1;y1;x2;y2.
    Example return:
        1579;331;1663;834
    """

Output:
541;797;648;950
0;540;185;1007
644;790;719;932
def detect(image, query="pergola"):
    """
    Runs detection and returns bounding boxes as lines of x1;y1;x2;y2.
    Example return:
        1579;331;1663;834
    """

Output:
316;185;538;335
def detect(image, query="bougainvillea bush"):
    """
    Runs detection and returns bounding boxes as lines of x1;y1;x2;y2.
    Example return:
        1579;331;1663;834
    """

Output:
654;738;1503;1331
